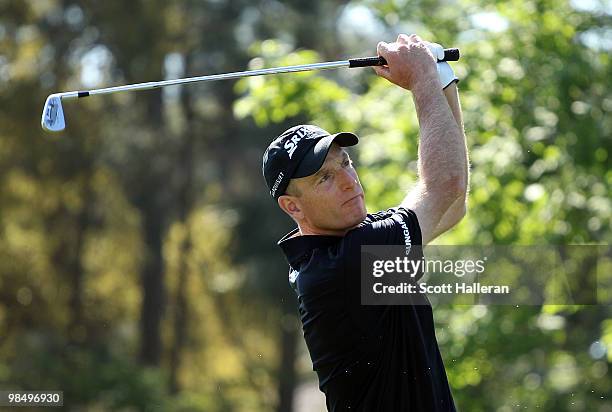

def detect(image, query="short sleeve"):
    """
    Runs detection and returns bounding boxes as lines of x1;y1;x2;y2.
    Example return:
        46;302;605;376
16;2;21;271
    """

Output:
341;207;422;279
347;206;422;248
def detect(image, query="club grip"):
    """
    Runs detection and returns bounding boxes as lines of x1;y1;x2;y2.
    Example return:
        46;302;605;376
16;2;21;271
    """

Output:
348;48;460;68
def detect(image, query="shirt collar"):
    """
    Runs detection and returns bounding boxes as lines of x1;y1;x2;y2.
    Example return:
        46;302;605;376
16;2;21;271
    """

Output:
278;228;342;269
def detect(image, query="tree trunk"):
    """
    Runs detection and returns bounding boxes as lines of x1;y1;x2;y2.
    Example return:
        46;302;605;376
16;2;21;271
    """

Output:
139;202;165;365
169;58;196;393
168;233;190;394
276;310;299;412
138;87;167;366
67;173;94;343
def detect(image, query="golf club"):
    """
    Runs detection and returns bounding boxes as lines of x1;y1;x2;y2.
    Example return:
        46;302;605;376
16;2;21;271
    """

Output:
41;49;460;132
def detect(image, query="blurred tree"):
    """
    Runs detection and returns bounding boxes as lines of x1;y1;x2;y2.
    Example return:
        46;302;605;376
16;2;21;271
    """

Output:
81;0;174;367
234;0;611;410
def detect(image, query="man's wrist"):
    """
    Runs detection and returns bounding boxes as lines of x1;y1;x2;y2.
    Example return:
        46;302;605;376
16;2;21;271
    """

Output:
411;78;449;126
411;77;442;98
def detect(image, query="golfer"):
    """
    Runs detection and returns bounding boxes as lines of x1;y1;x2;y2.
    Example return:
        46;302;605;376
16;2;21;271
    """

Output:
262;34;468;411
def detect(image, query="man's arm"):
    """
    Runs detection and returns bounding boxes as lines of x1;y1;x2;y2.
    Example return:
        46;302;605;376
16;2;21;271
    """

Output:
423;83;469;239
374;35;469;244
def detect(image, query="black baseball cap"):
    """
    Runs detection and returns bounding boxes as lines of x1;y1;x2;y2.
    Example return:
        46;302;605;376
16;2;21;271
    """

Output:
262;125;359;199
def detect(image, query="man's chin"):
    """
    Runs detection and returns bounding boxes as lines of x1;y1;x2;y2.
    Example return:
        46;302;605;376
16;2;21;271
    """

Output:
346;209;368;229
355;199;368;222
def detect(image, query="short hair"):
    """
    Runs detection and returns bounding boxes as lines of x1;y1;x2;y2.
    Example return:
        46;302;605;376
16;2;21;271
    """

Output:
285;180;302;197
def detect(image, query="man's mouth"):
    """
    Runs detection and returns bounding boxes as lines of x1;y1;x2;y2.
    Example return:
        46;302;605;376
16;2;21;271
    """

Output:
343;193;364;206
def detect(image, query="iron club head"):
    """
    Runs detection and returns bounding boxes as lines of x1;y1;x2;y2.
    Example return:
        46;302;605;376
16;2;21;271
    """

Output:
41;94;66;132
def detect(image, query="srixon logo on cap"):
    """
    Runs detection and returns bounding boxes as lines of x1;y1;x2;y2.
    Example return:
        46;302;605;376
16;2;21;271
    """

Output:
284;127;320;159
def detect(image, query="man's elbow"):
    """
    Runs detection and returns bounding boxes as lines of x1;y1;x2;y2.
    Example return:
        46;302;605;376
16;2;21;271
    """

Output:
444;177;468;225
445;174;468;206
443;193;468;232
455;198;467;221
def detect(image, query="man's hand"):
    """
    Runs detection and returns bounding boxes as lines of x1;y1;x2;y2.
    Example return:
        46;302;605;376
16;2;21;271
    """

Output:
373;34;441;93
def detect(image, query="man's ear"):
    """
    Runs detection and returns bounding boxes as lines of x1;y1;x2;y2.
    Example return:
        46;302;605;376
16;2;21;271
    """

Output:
278;195;304;220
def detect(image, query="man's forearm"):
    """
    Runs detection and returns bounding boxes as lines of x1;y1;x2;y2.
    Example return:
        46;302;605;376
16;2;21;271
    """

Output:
443;83;469;190
444;83;464;132
427;83;469;236
412;81;468;197
414;83;469;238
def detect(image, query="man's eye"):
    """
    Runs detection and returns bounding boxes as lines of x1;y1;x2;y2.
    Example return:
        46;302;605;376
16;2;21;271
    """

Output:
319;174;330;184
343;159;351;167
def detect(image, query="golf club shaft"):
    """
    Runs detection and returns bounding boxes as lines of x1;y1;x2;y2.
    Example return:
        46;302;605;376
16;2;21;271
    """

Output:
57;49;460;100
60;60;350;100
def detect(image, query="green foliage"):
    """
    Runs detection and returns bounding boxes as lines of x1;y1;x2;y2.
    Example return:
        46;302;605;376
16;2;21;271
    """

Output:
235;40;351;127
233;0;612;409
3;333;169;410
0;0;610;410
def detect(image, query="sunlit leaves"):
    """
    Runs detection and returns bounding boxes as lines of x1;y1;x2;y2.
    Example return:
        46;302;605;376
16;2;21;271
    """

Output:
233;0;611;409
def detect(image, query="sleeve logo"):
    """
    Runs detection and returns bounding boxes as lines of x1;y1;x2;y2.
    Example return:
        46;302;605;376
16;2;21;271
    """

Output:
398;216;412;254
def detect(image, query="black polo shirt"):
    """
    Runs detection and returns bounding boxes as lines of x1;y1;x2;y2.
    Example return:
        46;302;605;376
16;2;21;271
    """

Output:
279;207;456;412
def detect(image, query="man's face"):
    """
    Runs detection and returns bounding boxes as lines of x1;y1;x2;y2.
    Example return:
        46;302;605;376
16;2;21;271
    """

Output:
279;143;367;235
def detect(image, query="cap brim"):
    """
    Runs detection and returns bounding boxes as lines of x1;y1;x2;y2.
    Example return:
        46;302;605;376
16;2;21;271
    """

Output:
292;132;358;178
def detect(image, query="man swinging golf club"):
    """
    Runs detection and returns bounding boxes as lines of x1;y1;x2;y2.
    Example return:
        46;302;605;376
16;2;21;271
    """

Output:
263;34;468;411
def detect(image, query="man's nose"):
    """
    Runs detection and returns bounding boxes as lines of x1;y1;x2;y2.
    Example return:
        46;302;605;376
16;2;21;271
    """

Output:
338;169;357;191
